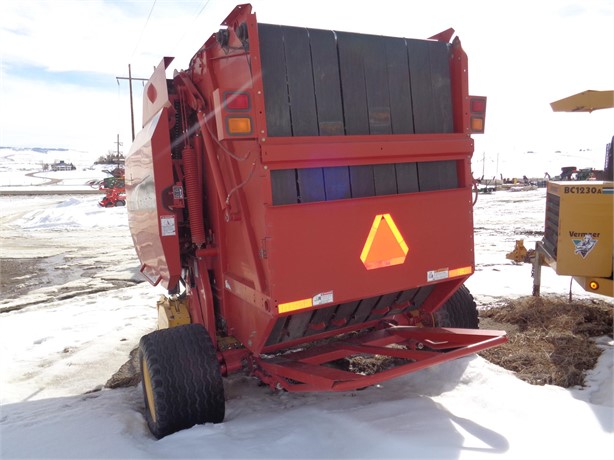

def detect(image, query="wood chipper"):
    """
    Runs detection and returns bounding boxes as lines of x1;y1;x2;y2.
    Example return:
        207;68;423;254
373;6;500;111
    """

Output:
532;92;614;298
533;180;614;297
125;4;507;439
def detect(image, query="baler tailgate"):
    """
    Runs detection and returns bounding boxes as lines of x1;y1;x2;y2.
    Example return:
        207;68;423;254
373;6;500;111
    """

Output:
255;327;507;392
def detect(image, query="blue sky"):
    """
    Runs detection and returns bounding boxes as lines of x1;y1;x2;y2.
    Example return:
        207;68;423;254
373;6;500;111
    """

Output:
1;0;613;173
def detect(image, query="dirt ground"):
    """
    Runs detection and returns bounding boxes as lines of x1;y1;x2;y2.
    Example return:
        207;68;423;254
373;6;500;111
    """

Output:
478;295;613;388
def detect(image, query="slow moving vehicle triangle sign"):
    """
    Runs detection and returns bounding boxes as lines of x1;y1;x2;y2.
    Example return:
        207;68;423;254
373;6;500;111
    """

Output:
360;214;409;270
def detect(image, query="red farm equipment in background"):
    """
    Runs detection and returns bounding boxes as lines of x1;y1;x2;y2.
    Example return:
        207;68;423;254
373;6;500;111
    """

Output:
99;187;126;208
125;3;506;439
98;170;126;208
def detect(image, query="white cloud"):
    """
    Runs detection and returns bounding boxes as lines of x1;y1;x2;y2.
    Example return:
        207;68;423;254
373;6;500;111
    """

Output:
0;0;612;153
0;74;134;151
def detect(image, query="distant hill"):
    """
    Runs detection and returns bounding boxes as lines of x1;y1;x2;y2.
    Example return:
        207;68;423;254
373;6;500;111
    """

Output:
0;147;69;154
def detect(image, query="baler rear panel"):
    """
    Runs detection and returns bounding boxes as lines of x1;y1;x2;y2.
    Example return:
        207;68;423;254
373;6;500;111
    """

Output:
126;4;502;396
206;18;477;353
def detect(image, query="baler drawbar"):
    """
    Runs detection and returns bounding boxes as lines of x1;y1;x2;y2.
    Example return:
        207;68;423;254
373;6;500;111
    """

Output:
126;3;506;439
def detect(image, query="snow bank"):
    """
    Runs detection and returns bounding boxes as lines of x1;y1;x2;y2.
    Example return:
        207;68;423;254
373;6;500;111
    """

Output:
11;195;128;230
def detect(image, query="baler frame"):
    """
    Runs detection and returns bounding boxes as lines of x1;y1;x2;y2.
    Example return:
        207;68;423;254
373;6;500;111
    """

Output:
253;326;507;392
126;3;506;438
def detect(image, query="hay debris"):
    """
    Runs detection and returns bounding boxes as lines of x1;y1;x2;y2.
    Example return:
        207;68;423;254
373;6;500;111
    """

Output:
479;295;613;387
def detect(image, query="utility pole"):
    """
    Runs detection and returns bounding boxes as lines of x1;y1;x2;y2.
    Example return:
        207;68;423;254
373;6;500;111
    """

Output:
116;64;148;141
115;134;123;166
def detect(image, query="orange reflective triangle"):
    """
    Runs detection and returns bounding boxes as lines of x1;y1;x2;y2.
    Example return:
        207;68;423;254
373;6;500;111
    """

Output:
360;214;409;270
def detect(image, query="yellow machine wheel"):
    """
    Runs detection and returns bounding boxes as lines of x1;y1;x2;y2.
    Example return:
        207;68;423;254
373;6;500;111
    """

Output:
139;324;225;439
141;358;157;424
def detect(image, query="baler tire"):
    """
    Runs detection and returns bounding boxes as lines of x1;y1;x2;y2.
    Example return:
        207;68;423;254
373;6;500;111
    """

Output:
104;201;114;208
433;285;479;329
115;200;125;206
139;324;225;439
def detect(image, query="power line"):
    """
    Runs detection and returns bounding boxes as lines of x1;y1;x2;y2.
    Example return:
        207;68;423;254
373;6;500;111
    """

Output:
196;0;212;18
171;0;212;53
130;0;158;62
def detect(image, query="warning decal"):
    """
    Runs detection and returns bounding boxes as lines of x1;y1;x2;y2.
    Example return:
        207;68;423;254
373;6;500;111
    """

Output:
160;215;176;236
427;268;449;282
313;291;334;306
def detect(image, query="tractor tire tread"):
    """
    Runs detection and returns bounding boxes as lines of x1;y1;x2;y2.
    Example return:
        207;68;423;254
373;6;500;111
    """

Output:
433;285;479;329
139;324;225;439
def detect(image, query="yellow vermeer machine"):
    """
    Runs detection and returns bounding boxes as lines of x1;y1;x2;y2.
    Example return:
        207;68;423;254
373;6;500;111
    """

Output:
533;90;613;297
534;180;614;297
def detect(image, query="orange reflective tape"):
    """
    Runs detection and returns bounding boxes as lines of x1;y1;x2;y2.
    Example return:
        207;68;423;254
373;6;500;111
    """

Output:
383;214;409;254
360;217;381;263
278;298;312;314
449;266;473;278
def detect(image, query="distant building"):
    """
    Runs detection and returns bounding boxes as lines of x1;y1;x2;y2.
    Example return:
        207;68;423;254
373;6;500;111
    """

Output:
51;160;76;171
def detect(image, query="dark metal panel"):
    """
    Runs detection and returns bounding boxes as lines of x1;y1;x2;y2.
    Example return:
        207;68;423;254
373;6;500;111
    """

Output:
418;160;458;192
406;39;436;134
348;295;380;325
389;288;419;315
327;300;360;331
337;32;369;135
311;305;337;325
366;291;400;321
428;41;454;133
282;26;319;136
412;285;434;308
417;161;440;191
373;164;398;196
395;162;419;194
258;24;292;136
306;306;337;336
285;309;314;341
266;317;288;346
298;168;326;203
385;37;414;134
270;160;459;205
395;288;419;306
323;166;351;200
363;36;392;134
439;160;459;189
349;165;375;198
271;169;298;205
308;28;345;136
407;39;453;134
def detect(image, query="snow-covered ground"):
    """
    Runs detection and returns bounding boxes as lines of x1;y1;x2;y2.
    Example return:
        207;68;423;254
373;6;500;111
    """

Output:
0;150;612;459
0;147;110;188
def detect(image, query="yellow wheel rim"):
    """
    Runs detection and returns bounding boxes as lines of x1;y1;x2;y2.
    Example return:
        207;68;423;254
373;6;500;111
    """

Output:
142;358;157;423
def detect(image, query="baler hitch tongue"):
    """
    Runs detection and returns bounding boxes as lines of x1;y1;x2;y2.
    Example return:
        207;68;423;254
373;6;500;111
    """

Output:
254;326;507;392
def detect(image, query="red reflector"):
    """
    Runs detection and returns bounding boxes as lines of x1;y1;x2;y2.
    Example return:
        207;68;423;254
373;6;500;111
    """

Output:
225;92;250;111
471;98;486;113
